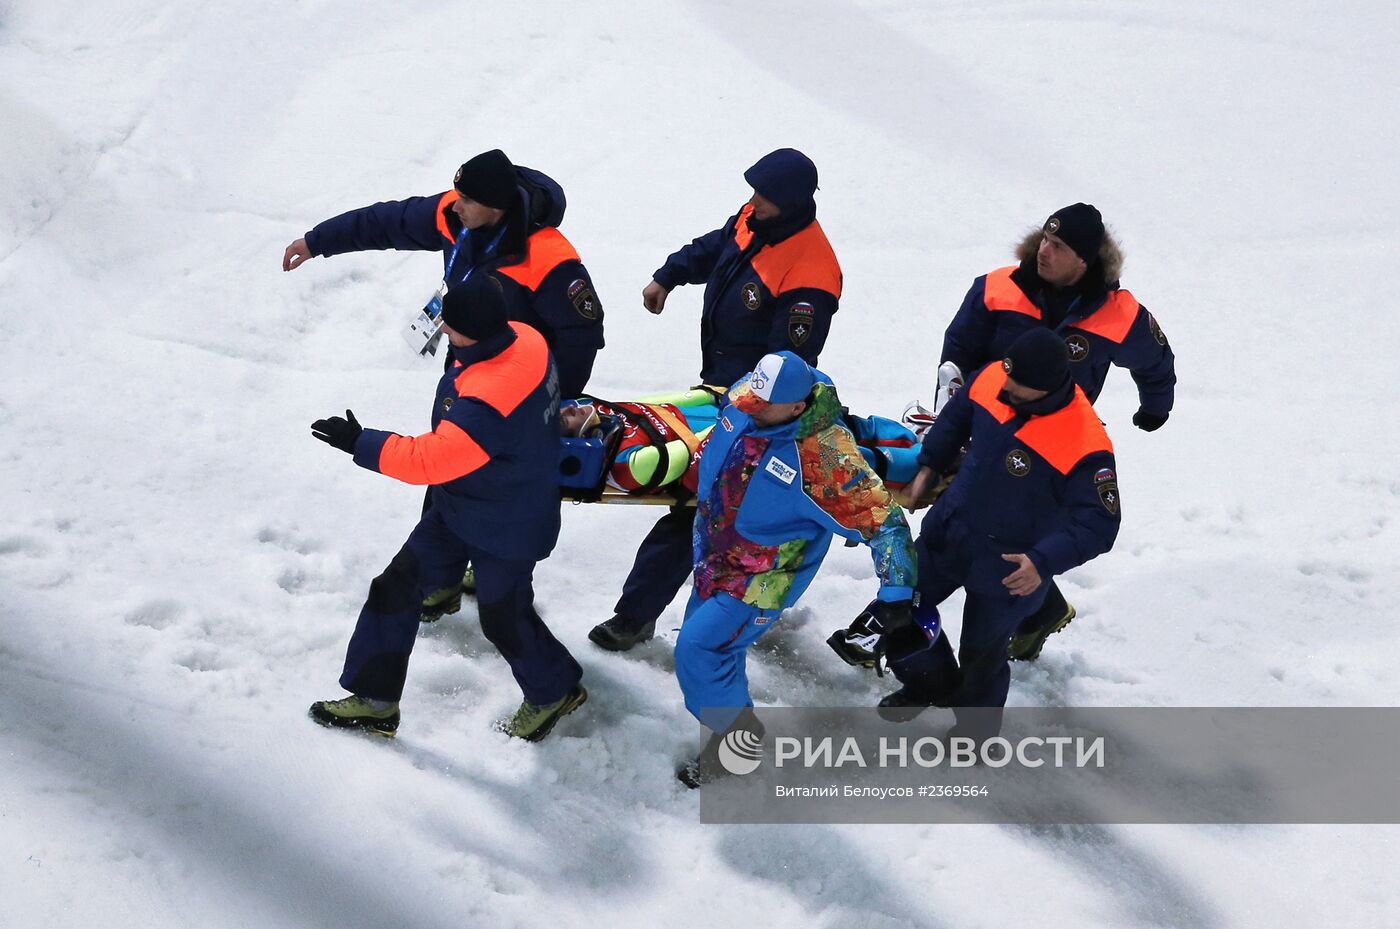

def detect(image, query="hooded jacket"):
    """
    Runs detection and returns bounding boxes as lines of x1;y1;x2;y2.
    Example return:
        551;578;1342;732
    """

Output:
917;361;1121;593
653;201;841;389
940;230;1175;417
304;166;604;396
351;322;562;562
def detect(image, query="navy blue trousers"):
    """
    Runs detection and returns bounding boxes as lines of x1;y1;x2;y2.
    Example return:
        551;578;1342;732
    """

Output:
889;534;1048;729
340;505;581;706
612;504;695;627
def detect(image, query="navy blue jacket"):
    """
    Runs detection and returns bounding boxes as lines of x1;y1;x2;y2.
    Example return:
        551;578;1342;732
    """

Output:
917;362;1121;594
305;167;603;397
941;261;1175;417
654;203;841;387
352;323;562;563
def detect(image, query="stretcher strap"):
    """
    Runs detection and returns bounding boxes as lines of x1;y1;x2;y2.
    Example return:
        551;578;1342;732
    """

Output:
646;404;701;458
577;395;674;496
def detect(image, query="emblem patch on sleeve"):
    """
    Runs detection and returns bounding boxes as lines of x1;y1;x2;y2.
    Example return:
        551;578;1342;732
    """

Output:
741;282;763;311
765;456;797;484
788;302;816;346
1065;333;1090;363
1005;449;1032;477
1149;313;1168;347
567;279;599;320
1097;480;1120;514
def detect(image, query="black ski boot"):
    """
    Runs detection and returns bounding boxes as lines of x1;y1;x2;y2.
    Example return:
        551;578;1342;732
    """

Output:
876;687;939;722
677;711;766;789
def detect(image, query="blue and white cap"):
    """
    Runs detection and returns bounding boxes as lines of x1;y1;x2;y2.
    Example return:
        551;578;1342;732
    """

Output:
733;351;816;413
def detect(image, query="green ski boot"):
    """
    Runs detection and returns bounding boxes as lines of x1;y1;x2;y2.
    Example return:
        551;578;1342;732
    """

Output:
309;695;400;737
1008;601;1076;662
421;567;477;623
495;686;588;742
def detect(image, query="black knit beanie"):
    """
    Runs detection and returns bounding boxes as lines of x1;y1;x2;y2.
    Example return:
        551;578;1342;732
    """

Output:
1043;203;1104;264
453;149;517;210
1002;328;1071;391
441;274;509;341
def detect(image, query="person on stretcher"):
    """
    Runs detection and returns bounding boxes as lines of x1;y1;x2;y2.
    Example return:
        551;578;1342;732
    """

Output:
557;387;924;500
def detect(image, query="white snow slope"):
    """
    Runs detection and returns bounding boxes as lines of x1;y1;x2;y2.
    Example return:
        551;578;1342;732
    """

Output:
2;1;1398;926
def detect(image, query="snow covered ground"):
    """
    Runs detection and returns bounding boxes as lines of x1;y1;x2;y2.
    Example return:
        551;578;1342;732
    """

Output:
3;0;1398;926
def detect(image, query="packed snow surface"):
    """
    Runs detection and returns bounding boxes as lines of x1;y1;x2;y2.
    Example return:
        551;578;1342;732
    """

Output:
2;1;1397;926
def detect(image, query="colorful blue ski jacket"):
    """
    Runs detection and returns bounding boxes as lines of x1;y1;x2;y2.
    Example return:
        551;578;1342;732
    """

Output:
941;239;1175;417
653;203;841;388
352;323;562;562
304;167;603;396
917;361;1121;594
691;375;915;612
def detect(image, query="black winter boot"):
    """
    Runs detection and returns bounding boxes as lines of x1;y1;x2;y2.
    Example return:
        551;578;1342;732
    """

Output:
588;615;656;651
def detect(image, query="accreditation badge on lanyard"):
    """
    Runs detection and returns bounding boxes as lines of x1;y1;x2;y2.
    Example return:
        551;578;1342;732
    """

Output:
401;223;507;357
403;278;450;357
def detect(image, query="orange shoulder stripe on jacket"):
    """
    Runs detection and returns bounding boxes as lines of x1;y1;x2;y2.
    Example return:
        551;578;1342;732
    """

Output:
967;364;1016;424
1070;290;1140;344
435;190;461;243
750;220;842;297
1014;389;1114;475
983;266;1041;319
495;228;580;291
453;322;550;417
378;418;490;485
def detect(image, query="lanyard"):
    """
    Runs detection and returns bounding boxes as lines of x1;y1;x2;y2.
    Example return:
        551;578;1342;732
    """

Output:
444;222;509;285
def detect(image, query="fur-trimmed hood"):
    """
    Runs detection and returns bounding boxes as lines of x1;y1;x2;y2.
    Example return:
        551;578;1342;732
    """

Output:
1014;227;1124;286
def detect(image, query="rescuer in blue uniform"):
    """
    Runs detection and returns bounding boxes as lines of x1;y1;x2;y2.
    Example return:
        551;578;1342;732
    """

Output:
283;149;604;397
589;149;845;652
939;204;1171;661
306;276;585;743
880;329;1121;737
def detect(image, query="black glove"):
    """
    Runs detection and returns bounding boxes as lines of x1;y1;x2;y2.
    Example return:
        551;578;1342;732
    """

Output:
311;409;362;454
1132;408;1168;432
827;599;914;675
855;599;914;637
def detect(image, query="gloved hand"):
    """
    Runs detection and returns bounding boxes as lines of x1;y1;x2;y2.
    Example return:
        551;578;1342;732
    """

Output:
855;599;915;637
311;409;362;454
827;599;915;675
1132;408;1168;432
